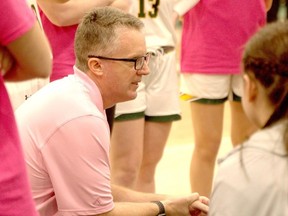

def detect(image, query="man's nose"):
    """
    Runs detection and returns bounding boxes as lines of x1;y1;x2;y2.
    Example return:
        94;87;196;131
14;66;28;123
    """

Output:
136;62;149;75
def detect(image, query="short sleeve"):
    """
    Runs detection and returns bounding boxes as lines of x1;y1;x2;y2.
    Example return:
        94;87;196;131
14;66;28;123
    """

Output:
0;0;35;45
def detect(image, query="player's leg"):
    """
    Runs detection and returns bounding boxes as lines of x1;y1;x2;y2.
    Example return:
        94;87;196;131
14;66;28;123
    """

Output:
136;121;172;192
230;75;257;147
110;82;146;189
230;100;256;146
181;73;229;197
190;102;224;197
110;116;145;189
136;51;181;192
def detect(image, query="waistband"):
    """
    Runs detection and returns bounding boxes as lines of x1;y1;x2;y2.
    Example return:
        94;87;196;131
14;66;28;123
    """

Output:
149;46;175;56
161;46;175;54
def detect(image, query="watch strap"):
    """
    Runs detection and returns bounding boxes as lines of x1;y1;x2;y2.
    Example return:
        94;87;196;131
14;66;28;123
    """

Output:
151;201;166;216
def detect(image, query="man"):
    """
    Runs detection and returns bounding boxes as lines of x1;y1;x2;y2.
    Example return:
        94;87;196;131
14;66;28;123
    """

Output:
36;0;132;132
16;7;208;215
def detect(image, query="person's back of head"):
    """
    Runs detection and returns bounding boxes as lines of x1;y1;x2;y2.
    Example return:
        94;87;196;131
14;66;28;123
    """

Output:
242;20;288;151
74;6;144;72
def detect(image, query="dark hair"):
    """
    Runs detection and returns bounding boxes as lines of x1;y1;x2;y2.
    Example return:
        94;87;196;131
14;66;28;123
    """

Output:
242;21;288;152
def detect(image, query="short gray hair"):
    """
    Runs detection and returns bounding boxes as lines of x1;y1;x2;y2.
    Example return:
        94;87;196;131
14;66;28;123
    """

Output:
74;6;144;71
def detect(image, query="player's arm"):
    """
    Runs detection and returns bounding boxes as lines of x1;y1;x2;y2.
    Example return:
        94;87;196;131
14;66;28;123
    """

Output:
37;0;131;26
173;0;200;17
0;46;14;76
4;22;52;81
110;0;132;12
264;0;273;11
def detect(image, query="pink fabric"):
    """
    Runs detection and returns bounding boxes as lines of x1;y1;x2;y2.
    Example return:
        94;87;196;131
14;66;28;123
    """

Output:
39;10;77;82
180;0;266;75
15;67;114;216
0;1;38;215
0;1;35;45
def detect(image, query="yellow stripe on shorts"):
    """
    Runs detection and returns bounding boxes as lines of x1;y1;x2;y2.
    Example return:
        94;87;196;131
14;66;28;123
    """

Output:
180;93;200;102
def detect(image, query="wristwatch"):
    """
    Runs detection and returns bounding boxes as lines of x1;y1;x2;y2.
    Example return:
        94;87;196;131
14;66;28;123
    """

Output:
151;201;166;216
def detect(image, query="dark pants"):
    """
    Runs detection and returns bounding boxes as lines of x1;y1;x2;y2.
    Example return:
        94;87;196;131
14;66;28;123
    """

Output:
105;105;116;134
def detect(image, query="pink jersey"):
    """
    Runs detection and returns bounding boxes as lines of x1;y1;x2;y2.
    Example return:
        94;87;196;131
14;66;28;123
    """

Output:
39;10;77;82
15;67;114;216
0;1;38;215
180;0;266;75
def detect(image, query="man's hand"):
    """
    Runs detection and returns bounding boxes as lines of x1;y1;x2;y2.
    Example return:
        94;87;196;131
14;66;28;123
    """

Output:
163;193;209;215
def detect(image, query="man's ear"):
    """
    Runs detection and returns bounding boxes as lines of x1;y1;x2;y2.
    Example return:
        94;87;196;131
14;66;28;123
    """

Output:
88;58;103;76
243;73;257;102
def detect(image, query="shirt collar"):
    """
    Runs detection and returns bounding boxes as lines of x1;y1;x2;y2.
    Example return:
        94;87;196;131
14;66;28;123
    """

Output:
73;66;104;114
218;120;288;164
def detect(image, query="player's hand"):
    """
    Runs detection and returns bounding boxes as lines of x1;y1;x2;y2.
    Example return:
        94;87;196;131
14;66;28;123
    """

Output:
189;195;209;216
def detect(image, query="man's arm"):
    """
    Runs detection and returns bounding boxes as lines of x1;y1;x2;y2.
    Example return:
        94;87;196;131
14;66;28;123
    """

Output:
99;196;209;216
37;0;131;26
96;197;208;216
4;22;52;81
108;184;209;216
112;183;169;202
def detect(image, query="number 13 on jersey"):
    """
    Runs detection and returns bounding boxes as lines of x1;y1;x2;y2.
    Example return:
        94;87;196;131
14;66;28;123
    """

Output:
138;0;160;18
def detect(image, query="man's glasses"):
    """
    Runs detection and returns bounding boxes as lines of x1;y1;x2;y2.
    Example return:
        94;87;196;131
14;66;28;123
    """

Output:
88;53;151;70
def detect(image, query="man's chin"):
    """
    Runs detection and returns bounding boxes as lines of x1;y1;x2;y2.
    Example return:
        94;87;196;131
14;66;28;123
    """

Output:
118;94;137;103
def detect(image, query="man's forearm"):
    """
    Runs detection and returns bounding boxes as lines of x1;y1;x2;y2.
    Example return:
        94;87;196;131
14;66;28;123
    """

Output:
111;184;169;202
96;202;160;216
110;185;208;216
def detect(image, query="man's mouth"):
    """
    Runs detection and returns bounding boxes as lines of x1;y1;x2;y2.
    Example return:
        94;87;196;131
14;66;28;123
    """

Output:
132;80;140;85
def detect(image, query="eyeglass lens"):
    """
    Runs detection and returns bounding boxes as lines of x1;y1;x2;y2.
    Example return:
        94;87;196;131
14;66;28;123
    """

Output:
136;58;144;70
135;54;150;70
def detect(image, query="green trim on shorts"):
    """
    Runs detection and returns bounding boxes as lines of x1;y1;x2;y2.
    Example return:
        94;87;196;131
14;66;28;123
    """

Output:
145;114;181;122
192;97;228;104
115;112;181;122
232;92;242;102
192;92;242;104
114;111;145;121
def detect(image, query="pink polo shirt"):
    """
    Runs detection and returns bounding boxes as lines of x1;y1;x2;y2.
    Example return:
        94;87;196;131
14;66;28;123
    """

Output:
15;67;114;216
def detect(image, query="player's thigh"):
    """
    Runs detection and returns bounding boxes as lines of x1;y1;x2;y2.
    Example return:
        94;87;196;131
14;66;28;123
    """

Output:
110;118;145;167
190;102;224;153
181;73;228;149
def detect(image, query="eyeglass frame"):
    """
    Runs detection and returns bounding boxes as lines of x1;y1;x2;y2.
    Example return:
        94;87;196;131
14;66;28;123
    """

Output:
87;52;151;70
